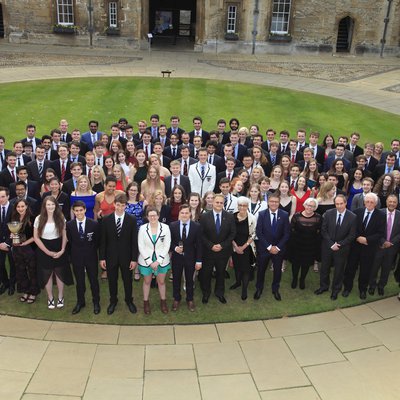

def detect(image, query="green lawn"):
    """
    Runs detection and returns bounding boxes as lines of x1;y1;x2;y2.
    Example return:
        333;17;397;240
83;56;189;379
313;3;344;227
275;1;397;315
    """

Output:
1;77;399;146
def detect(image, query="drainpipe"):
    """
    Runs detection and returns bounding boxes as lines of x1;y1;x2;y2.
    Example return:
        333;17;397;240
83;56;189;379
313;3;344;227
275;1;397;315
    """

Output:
380;0;393;57
251;0;259;55
88;0;94;47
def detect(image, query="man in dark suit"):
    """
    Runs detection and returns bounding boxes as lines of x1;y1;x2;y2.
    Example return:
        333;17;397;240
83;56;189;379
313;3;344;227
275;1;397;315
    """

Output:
156;125;171;148
9;181;38;216
188;116;210;147
61;162;83;196
267;140;282;168
40;135;59;161
164;160;191;198
177;145;197;176
373;152;399;181
215;156;237;191
67;201;101;315
346;132;364;160
369;195;400;295
342;193;385;299
0;187;15;295
135;132;154;158
21;124;42;153
0;152;18;188
261;129;277;153
81;120;103;151
170;204;202;312
379;139;400;164
9;166;40;201
254;194;290;301
68;141;86;165
153;143;171;170
108;123;127;150
308;132;326;165
351;177;380;211
163;133;180;161
50;144;72;183
363;143;379;173
296;129;308;152
99;193;138;315
285;140;304;164
206;141;225;174
70;129;89;157
199;194;236;304
27;145;51;184
324;144;351;172
59;119;72;143
12;141;31;167
0;135;11;171
315;195;357;300
167;115;185;138
226;131;247;162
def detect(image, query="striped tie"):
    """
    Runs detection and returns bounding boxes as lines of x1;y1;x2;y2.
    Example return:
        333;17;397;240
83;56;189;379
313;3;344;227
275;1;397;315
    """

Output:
116;217;122;237
38;162;43;179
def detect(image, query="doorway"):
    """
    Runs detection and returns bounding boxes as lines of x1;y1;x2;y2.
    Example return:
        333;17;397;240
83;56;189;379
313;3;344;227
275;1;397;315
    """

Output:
0;4;4;38
336;16;354;52
149;0;196;50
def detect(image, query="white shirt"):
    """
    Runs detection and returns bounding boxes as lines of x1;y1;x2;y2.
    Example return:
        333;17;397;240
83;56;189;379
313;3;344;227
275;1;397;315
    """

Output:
115;212;125;227
76;218;86;233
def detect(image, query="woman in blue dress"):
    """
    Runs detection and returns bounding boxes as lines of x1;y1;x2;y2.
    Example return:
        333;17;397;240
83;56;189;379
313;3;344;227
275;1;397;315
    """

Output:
70;176;97;219
346;168;363;209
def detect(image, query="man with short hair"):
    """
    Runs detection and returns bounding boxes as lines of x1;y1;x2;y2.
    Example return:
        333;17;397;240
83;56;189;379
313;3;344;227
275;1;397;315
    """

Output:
10;166;40;201
133;120;148;145
148;114;160;140
26;145;51;184
215;156;236;190
219;178;238;213
108;123;127;150
93;141;105;167
163;133;180;161
59;119;72;143
40;135;58;161
296;129;308;152
84;151;95;178
50;129;62;151
308;131;325;165
71;129;89;156
364;142;378;173
153;142;170;169
206;140;224;173
0;135;10;170
51;143;71;183
346;132;363;158
167;115;185;137
69;141;86;165
226;131;247;162
136;131;153;158
351;177;380;210
324;143;351;172
178;145;196;176
188;148;216;197
261;129;277;153
21;124;41;153
342;193;384;299
315;195;356;300
157;125;170;148
81;120;103;151
0;152;18;188
62;162;83;195
380;139;400;164
164;160;191;198
189;116;210;146
13;141;29;167
99;193;138;315
9;180;38;216
373;152;399;181
278;130;290;154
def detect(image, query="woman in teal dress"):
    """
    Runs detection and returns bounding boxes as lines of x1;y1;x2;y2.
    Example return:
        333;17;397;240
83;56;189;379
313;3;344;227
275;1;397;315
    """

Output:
70;175;97;219
138;206;171;315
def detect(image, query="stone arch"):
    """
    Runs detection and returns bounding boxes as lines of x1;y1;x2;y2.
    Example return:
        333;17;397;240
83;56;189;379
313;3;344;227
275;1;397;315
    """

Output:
336;15;354;53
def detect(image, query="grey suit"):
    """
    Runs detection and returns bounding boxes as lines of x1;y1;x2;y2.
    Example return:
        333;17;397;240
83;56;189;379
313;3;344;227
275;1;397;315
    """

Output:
320;208;357;293
369;208;400;290
351;193;381;211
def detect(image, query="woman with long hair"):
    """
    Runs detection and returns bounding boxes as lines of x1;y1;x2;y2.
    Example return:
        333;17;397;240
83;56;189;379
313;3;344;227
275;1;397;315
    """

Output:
230;177;244;197
70;175;97;219
140;165;165;202
129;149;148;187
373;142;384;162
146;190;170;225
188;192;202;222
373;173;396;208
201;191;215;213
42;177;70;221
112;164;131;191
108;140;123;162
237;169;250;195
116;150;131;176
149;154;170;180
312;172;328;198
103;155;115;176
322;134;335;159
125;141;137;165
269;165;284;192
328;159;348;190
251;145;271;177
290;175;311;213
280;154;292;179
33;196;72;309
90;164;106;194
278;180;296;220
40;168;57;196
11;199;39;304
301;158;319;189
346;168;363;209
167;185;186;222
316;181;336;215
249;166;265;186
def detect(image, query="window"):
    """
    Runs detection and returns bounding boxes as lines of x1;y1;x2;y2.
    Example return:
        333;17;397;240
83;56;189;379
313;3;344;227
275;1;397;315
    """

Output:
270;0;291;34
57;0;74;25
109;2;118;28
226;5;237;33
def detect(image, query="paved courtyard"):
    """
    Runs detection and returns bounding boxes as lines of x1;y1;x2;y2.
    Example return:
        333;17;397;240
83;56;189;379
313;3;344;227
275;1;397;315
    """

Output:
0;42;399;399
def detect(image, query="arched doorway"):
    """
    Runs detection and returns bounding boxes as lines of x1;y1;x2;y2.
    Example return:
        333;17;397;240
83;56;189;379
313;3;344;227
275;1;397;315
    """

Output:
148;0;196;49
336;16;354;52
0;3;5;38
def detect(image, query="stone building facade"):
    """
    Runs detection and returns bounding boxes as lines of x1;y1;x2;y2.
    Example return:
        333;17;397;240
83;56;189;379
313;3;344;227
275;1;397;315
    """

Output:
0;0;399;55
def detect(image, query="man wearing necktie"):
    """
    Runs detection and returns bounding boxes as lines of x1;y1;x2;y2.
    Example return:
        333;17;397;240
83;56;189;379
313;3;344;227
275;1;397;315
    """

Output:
188;149;216;198
199;194;236;304
149;114;160;141
254;194;290;301
342;193;385;299
316;195;357;300
0;152;17;188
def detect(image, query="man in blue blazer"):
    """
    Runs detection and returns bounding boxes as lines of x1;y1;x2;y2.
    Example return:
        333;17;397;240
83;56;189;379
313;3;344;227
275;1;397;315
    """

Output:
170;204;202;312
254;194;290;301
81;120;103;151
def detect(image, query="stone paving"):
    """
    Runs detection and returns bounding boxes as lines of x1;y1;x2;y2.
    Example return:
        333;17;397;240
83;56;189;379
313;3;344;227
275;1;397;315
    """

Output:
0;42;399;399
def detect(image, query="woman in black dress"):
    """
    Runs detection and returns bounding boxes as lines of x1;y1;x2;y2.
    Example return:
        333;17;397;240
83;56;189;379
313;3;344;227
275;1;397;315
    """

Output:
33;196;72;309
10;199;39;304
231;196;256;300
42;177;70;221
289;197;322;289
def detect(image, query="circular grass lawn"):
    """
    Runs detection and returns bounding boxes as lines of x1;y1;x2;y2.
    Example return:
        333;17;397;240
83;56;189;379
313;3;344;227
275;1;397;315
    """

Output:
0;77;399;324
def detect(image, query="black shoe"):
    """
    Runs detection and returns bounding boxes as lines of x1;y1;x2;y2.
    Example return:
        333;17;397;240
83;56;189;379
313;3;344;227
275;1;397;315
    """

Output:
241;294;247;301
229;283;241;290
360;291;367;300
8;286;15;296
225;271;230;279
126;301;137;314
291;279;297;289
253;290;262;300
273;291;282;301
0;284;7;295
330;292;338;300
93;303;101;314
72;303;85;314
299;280;305;290
202;295;209;304
342;290;350;298
368;287;375;296
107;302;117;315
378;288;384;296
314;288;328;295
216;295;227;304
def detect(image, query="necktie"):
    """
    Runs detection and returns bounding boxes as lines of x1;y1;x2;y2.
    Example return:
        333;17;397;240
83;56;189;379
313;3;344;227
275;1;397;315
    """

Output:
335;213;342;240
116;217;122;237
79;221;84;239
88;167;92;179
224;196;228;208
201;165;205;179
0;153;3;165
291;154;295;163
363;211;370;230
62;135;66;142
172;148;176;158
38;162;43;179
92;134;97;144
264;193;268;202
271;212;277;233
11;169;16;182
1;206;5;227
387;212;393;241
182;223;187;242
183;160;188;176
195;150;198;159
227;172;231;181
61;161;66;182
152;128;157;139
174;177;178;187
45;152;49;160
271;155;276;166
145;145;148;159
17;157;21;167
215;213;221;235
209;155;212;164
290;180;294;189
97;158;101;165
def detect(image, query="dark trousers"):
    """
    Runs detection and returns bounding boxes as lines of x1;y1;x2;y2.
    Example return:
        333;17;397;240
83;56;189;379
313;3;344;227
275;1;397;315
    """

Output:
291;262;310;284
0;249;15;288
172;261;195;301
369;247;397;290
320;245;349;293
343;243;375;292
256;254;284;292
107;263;133;304
13;246;39;295
232;252;251;297
199;253;229;297
72;262;100;305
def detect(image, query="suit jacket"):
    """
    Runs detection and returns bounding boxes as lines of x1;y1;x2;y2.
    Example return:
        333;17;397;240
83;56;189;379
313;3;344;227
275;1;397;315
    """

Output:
188;130;210;147
61;178;76;196
188;162;216;197
78;140;90;157
328;149;354;164
380;151;400;164
9;180;40;201
159;155;171;170
199;210;236;258
267;152;282;168
69;155;86;166
26;159;52;183
44;149;59;161
99;212;138;266
0;203;12;242
155;137;171;148
108;136;127;151
137;222;171;267
0;168;17;188
21;137;42;149
256;209;290;259
379;208;400;253
229;143;248;162
298;160;323;173
51;159;72;182
309;145;326;165
164;175;191;198
352;207;385;247
167;127;185;137
215;170;237;192
346;144;364;159
0;149;11;170
60;133;72;143
351;193;381;211
278;143;289;154
321;208;356;249
284;151;304;164
81;131;103;150
170;220;202;266
208;154;225;174
324;156;351;172
373;163;399;181
163;145;180;160
66;218;99;266
365;156;379;173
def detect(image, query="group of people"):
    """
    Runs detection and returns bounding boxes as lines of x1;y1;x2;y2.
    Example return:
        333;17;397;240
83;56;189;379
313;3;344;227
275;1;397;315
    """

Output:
0;115;399;315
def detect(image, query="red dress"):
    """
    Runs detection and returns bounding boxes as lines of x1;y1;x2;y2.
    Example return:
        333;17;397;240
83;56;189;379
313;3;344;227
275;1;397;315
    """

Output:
290;188;311;213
